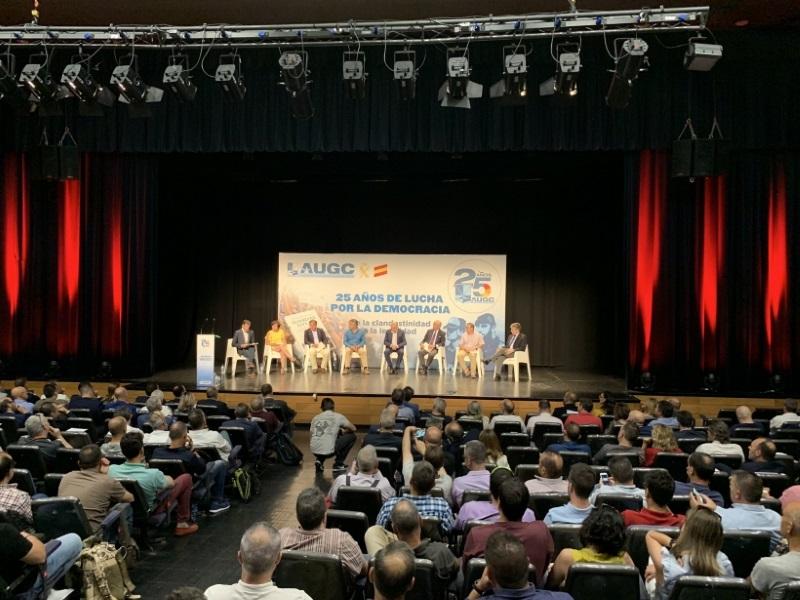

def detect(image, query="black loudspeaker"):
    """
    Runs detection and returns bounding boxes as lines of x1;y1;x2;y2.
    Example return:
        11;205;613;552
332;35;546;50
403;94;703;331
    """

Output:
29;145;61;181
58;146;80;180
671;139;694;178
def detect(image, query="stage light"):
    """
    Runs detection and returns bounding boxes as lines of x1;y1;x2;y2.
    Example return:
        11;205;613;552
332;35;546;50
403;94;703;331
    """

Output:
438;48;483;109
163;54;197;102
110;56;163;117
215;53;246;101
639;371;655;392
766;373;785;394
19;57;62;103
490;46;529;105
393;50;416;100
555;48;580;96
684;40;722;71
342;51;367;100
701;372;720;393
0;55;27;108
44;360;60;379
61;61;116;113
98;361;113;379
279;51;314;119
605;38;648;109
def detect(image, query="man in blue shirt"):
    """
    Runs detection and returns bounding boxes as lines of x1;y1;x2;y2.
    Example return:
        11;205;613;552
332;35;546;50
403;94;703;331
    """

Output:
342;319;368;374
673;451;726;506
543;463;594;525
545;424;591;455
648;400;679;428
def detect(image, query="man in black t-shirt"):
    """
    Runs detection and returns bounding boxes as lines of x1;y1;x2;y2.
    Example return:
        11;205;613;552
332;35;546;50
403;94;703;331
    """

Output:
363;409;403;452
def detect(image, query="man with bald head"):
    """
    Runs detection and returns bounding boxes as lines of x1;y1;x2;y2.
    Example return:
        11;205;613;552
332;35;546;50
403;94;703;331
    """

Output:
11;386;33;414
418;320;445;375
553;391;579;420
101;416;128;459
205;522;312;600
742;438;785;474
371;541;417;600
328;445;395;503
104;387;136;416
488;400;525;433
730;405;766;437
750;502;800;597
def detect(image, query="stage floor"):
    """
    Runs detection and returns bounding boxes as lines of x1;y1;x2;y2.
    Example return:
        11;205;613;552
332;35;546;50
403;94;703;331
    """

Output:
132;366;626;399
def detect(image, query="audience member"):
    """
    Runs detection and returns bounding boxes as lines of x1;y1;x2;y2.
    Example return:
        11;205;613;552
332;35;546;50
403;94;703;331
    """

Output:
488;400;525;433
543;463;594;525
648;401;679;428
456;467;535;530
364;408;403;451
465;400;490;430
622;470;684;527
479;430;509;469
101;416;128;459
606;402;630;433
188;409;232;462
770;398;800;431
593;421;639;465
205;522;311;600
546;424;591;455
370;541;416;600
750;502;800;598
526;400;564;434
310;398;357;472
564;399;602;429
17;414;73;468
0;451;33;528
221;404;267;460
742;437;785;474
729;405;765;437
673;452;725;506
525;451;569;495
696;420;745;459
402;386;420;421
452;440;491;507
674;411;705;440
552;392;578;420
104;387;136;416
197;386;228;412
248;396;281;434
589;455;646;504
643;425;681;467
328;445;395;504
375;461;454;533
391;388;415;422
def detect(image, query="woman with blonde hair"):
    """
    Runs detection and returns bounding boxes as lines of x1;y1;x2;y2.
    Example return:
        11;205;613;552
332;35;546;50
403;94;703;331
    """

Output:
641;397;658;419
177;391;197;413
643;425;681;467
478;430;509;469
265;320;300;373
645;506;733;600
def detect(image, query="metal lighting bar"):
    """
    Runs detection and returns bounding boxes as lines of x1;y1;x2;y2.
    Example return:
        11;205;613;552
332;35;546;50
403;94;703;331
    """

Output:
0;7;709;48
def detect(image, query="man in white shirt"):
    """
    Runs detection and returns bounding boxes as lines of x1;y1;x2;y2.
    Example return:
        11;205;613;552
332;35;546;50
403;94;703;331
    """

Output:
187;409;232;462
303;320;330;374
526;400;564;434
456;322;484;378
328;445;395;504
488;400;525;433
696;419;745;460
770;398;800;431
750;502;800;597
205;522;311;600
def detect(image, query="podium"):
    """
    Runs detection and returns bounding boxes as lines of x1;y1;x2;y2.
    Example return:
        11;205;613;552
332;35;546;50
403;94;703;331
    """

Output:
196;334;216;387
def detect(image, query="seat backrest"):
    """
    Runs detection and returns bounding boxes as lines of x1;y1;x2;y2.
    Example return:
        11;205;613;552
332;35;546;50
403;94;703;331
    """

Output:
588;435;617;457
714;454;743;471
10;468;37;495
325;509;369;553
633;467;669;489
677;438;706;455
593;493;643;512
756;472;792;498
61;431;92;449
773;439;800;460
148;458;188;479
118;478;153;522
54;448;81;474
226;337;234;350
653;452;689;482
500;432;530;452
206;415;230;431
31;497;93;541
625;525;680;577
710;471;731;506
669;495;691;515
532;422;564;450
377;457;394;481
420;516;442;542
67;408;92;419
494;421;524;437
779;581;800;600
606;450;641;468
578;425;602;441
506;446;539;470
528;493;569;521
219;426;248;457
732;427;762;441
7;445;48;480
0;415;20;444
273;550;349;600
457;417;484;434
668;576;750;600
564;563;642;600
461;490;492;504
460;520;490;554
560;451;591;473
721;530;772;578
65;417;98;441
548;523;583;556
514;463;539;482
400;486;445;498
542;432;565;449
336;486;383;525
374;446;400;466
44;473;64;497
406;559;437;600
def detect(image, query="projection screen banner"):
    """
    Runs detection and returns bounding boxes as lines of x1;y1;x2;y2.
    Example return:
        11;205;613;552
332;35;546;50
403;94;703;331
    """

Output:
278;253;507;370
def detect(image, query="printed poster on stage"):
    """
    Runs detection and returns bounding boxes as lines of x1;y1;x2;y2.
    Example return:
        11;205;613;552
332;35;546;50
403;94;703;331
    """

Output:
278;253;506;369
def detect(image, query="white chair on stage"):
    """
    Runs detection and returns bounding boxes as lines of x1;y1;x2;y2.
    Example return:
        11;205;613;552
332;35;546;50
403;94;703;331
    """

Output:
454;347;485;378
380;350;409;374
340;346;367;374
501;345;531;382
263;345;294;374
416;346;446;376
303;344;332;372
224;338;260;375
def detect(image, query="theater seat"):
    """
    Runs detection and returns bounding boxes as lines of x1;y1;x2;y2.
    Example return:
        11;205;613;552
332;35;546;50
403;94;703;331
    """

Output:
273;550;350;600
721;530;771;578
668;575;750;600
325;509;369;553
563;563;642;600
625;525;680;577
335;486;383;525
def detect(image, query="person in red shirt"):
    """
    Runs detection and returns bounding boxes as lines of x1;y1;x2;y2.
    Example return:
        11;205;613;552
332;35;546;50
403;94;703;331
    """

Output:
564;399;603;429
622;469;685;527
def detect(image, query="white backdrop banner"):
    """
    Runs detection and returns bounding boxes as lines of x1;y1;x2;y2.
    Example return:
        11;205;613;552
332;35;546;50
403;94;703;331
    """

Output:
278;253;507;368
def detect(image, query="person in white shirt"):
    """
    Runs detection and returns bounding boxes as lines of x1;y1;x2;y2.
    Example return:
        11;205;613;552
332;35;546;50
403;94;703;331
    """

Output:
187;409;232;462
696;419;745;460
456;322;485;378
525;451;569;495
770;398;800;431
488;399;525;433
525;400;564;434
205;522;312;600
328;445;395;504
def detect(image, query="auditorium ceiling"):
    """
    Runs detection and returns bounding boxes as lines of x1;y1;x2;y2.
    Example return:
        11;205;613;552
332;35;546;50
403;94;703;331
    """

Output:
0;0;797;29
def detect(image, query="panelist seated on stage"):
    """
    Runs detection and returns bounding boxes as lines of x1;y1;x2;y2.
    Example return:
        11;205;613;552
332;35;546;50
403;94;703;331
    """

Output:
233;319;258;371
417;320;446;375
303;319;330;373
486;322;528;380
456;322;485;378
265;320;301;373
342;319;369;374
383;321;407;374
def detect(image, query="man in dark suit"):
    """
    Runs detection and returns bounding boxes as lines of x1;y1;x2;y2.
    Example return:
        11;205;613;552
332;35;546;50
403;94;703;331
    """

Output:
383;321;407;374
232;319;257;371
487;322;528;380
417;320;446;375
303;320;330;373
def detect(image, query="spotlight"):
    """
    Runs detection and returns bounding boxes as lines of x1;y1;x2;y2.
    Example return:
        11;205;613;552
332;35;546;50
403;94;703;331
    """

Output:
605;38;648;109
393;50;416;100
279;51;313;119
110;56;163;116
215;53;246;101
44;360;61;379
98;361;113;379
61;60;116;114
766;373;785;395
639;371;655;392
490;46;529;105
701;372;720;393
555;46;580;96
163;54;197;102
19;54;64;104
0;54;27;108
437;47;483;109
342;51;367;100
684;39;723;71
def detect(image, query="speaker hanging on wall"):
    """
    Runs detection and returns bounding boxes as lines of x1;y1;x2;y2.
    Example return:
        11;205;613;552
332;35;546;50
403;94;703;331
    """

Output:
671;118;728;179
30;128;80;181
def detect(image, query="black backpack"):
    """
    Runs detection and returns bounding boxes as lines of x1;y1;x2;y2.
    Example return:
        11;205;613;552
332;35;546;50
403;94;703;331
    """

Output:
270;432;303;466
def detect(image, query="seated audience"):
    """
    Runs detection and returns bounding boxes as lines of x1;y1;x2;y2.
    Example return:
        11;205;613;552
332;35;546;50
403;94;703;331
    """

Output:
68;381;103;423
104;387;136;416
749;502;800;598
401;427;453;501
646;506;733;600
196;386;228;412
425;396;451;428
564;399;602;429
109;432;198;536
328;445;395;504
114;408;143;435
17;414;72;468
0;451;33;528
488;400;525;433
674;410;705;440
370;541;416;600
770;398;800;431
606;402;630;433
648;400;679;428
643;425;681;467
546;424;591;455
452;440;491;507
696;419;745;459
205;522;312;600
526;400;564;434
467;531;572;600
151;422;231;515
640;398;658;420
249;396;281;434
741;437;785;474
673;451;726;506
376;461;454;533
258;384;296;434
390;388;415;422
525;451;569;495
364;408;403;451
101;416;128;459
456;467;535;530
137;392;173;428
187;409;232;462
547;505;636;589
143;412;170;444
402;386;420;420
279;487;366;579
479;430;509;469
310;397;357;472
465;400;490;430
544;463;595;525
729;405;765;437
552;392;579;420
462;477;554;585
623;470;685;527
58;444;134;531
221;403;267;460
593;421;639;465
589;455;646;504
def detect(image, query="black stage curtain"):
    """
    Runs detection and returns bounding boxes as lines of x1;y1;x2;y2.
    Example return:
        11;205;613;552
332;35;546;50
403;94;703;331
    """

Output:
155;151;626;374
0;153;157;376
627;150;800;395
0;31;798;154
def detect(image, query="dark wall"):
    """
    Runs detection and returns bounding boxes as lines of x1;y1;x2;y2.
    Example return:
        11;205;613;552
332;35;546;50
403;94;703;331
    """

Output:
155;151;626;373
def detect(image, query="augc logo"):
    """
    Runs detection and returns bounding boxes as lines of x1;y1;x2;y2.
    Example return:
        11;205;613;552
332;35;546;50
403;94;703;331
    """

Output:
287;262;356;278
448;261;501;312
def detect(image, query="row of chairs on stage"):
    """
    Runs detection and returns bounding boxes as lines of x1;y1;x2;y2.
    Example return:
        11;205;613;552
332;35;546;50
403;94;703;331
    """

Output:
223;338;533;380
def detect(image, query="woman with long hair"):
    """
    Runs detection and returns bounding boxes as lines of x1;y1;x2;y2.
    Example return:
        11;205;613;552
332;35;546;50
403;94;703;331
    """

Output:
177;391;197;413
645;506;733;600
478;430;509;469
466;400;490;430
643;425;681;467
265;320;300;373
